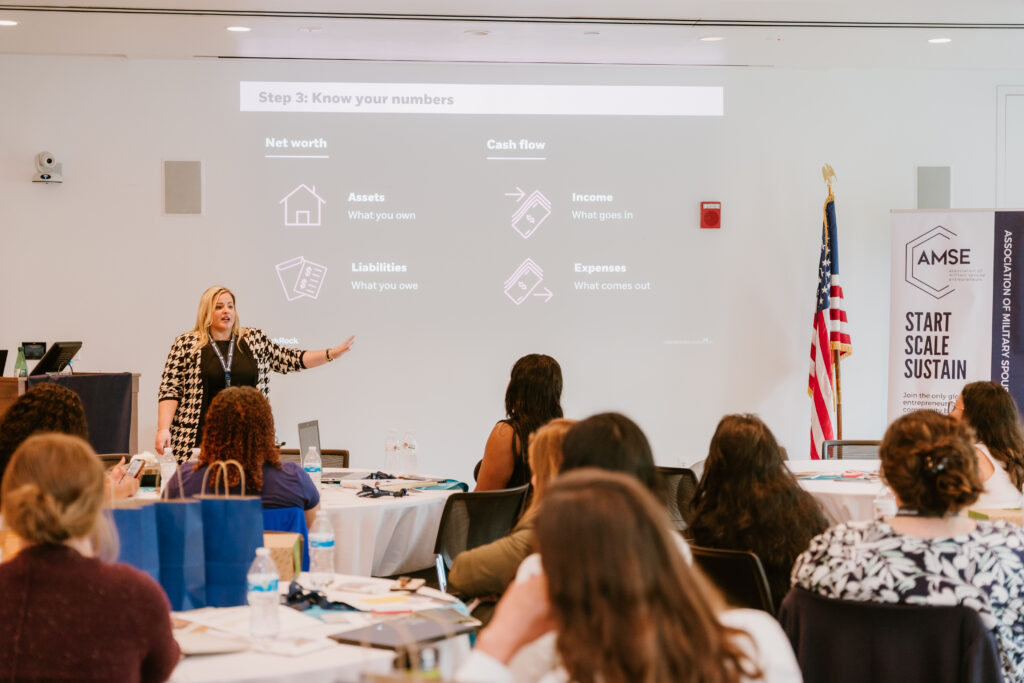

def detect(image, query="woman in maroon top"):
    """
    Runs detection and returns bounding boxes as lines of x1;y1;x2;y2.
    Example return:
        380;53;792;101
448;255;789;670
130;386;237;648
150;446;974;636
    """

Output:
0;433;179;682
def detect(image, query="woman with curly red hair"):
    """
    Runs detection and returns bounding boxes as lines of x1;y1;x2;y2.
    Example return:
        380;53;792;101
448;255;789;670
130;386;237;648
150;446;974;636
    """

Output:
165;386;319;526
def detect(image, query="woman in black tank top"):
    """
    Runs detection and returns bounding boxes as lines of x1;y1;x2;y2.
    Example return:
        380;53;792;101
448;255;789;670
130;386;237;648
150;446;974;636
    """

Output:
475;354;563;491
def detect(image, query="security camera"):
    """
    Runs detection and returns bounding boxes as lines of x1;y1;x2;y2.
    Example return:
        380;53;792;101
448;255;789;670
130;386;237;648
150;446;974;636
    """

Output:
32;151;63;183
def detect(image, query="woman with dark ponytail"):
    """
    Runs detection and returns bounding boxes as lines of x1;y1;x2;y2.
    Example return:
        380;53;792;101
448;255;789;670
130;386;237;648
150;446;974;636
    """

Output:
792;410;1024;682
950;380;1024;508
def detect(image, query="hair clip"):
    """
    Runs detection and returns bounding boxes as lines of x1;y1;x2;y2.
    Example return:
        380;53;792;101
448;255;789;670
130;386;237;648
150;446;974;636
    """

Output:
924;455;949;476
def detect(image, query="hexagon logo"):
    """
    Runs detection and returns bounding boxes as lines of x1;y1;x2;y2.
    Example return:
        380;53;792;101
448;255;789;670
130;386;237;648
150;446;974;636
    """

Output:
905;226;959;299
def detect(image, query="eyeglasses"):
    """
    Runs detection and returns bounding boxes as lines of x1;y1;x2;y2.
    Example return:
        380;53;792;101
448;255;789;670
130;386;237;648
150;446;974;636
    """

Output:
357;483;408;498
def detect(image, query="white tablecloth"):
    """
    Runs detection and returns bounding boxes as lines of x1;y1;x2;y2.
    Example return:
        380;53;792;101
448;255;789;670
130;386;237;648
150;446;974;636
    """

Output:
170;573;470;683
788;459;884;524
321;470;457;577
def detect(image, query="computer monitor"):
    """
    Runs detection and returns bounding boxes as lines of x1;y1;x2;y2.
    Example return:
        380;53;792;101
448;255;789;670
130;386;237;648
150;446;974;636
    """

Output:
0;350;7;376
29;341;82;376
297;419;321;458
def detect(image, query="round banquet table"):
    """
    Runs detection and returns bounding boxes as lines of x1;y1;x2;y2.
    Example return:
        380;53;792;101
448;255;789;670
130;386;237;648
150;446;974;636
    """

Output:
320;469;458;577
169;573;471;683
787;459;884;524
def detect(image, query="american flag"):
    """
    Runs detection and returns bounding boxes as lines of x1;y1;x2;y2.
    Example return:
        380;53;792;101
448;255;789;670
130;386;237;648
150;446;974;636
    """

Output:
809;195;851;459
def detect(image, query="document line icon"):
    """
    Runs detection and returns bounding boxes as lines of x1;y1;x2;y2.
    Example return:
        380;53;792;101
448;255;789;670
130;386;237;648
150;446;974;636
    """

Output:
276;256;327;301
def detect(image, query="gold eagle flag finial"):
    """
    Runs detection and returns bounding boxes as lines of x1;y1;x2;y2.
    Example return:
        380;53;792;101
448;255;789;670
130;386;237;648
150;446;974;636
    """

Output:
822;164;836;199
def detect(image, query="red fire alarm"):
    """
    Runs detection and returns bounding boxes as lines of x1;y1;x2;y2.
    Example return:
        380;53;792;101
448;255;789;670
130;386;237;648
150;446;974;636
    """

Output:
700;202;721;229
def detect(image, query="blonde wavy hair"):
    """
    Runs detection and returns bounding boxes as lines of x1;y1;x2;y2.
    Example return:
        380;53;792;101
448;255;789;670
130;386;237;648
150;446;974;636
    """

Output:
1;433;118;562
523;418;577;517
191;285;246;350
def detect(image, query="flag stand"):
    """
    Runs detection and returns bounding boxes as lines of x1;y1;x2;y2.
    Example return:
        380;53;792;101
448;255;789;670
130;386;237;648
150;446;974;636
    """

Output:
822;164;843;439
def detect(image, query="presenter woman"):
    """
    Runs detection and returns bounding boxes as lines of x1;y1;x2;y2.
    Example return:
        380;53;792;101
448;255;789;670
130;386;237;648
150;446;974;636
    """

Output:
157;285;354;461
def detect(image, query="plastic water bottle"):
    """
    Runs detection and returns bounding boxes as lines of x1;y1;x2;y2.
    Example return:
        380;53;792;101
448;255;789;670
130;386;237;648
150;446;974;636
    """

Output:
303;446;322;489
247;547;280;642
401;430;419;474
385;428;400;472
308;510;335;589
14;347;27;377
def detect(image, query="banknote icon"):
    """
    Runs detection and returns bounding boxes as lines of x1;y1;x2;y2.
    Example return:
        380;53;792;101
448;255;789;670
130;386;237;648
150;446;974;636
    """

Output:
510;190;551;239
504;258;545;305
276;256;327;301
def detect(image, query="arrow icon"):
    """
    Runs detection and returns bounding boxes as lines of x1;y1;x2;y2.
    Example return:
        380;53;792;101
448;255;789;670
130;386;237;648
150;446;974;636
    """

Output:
533;287;553;303
504;186;525;202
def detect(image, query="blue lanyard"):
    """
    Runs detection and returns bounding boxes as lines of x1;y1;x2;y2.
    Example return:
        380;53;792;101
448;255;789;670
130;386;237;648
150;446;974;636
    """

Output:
209;333;236;387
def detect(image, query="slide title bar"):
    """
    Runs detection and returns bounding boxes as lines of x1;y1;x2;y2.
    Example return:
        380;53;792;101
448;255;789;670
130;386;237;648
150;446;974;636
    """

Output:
240;82;723;116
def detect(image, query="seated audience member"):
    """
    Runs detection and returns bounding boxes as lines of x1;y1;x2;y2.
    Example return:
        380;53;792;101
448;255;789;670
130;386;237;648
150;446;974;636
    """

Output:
950;380;1024;508
0;433;179;681
792;410;1024;683
0;382;137;503
456;469;802;683
448;418;576;599
504;411;689;584
164;386;319;527
476;354;563;491
688;414;828;610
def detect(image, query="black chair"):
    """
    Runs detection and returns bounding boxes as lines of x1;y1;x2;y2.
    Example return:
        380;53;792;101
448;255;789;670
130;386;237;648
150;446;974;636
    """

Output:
280;448;350;468
96;453;130;471
690;545;774;613
821;440;880;460
655;466;698;531
778;586;1003;683
433;484;531;592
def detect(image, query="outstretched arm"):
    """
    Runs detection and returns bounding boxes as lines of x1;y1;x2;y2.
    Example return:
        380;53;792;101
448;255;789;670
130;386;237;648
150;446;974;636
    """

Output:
302;335;355;369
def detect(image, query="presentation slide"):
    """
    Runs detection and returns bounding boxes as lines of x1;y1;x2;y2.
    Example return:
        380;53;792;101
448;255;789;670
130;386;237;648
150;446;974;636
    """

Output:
218;78;732;475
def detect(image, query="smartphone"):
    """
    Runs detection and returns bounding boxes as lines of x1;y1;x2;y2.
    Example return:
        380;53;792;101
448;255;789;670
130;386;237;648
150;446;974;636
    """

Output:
119;458;145;484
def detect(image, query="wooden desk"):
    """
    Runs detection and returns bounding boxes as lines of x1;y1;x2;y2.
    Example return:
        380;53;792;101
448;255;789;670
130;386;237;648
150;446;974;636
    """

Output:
0;373;140;454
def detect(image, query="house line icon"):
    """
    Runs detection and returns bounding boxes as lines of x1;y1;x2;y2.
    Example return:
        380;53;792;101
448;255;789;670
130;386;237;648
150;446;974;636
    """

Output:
279;184;326;227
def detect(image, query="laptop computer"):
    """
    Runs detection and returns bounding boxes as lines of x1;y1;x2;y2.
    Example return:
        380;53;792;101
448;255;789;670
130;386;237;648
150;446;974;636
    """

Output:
297;420;321;460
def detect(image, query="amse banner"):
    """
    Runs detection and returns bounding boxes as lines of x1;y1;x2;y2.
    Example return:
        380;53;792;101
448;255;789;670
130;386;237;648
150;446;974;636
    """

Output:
888;210;1024;420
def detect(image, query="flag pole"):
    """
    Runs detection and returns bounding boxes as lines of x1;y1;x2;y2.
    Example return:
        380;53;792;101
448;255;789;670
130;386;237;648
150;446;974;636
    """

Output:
822;164;843;439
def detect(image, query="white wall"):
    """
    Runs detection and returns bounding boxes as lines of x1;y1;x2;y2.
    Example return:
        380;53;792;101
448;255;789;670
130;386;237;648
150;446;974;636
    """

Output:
1;55;1020;480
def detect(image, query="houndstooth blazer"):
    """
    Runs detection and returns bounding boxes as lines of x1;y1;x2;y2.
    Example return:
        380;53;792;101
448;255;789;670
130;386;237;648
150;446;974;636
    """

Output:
158;328;305;462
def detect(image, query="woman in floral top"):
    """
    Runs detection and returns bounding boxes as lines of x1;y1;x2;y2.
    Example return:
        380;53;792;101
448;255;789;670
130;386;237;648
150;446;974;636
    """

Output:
792;410;1024;683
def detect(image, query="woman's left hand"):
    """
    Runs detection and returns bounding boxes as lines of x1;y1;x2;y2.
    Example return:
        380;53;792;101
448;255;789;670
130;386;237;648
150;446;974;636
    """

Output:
330;335;355;360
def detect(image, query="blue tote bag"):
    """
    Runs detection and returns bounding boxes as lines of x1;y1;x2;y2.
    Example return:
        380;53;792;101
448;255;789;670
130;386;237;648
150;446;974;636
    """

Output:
155;467;206;611
108;499;160;584
199;461;265;607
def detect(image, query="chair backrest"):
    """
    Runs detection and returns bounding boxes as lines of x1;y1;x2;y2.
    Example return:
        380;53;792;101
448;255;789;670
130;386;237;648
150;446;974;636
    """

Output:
262;507;310;571
433;484;531;588
778;586;1003;683
822;440;881;460
279;448;349;468
97;453;129;471
690;545;774;613
656;466;698;531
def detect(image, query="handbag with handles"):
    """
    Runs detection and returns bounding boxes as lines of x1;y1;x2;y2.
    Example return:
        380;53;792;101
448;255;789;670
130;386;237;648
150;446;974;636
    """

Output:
199;460;265;607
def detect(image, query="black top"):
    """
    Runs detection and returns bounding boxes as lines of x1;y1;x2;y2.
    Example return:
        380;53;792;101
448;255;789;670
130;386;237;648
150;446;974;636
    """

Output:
195;338;257;446
500;419;531;489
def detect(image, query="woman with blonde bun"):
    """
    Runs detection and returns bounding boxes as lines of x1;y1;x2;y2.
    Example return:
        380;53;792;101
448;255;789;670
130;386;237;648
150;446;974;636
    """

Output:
0;434;179;682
